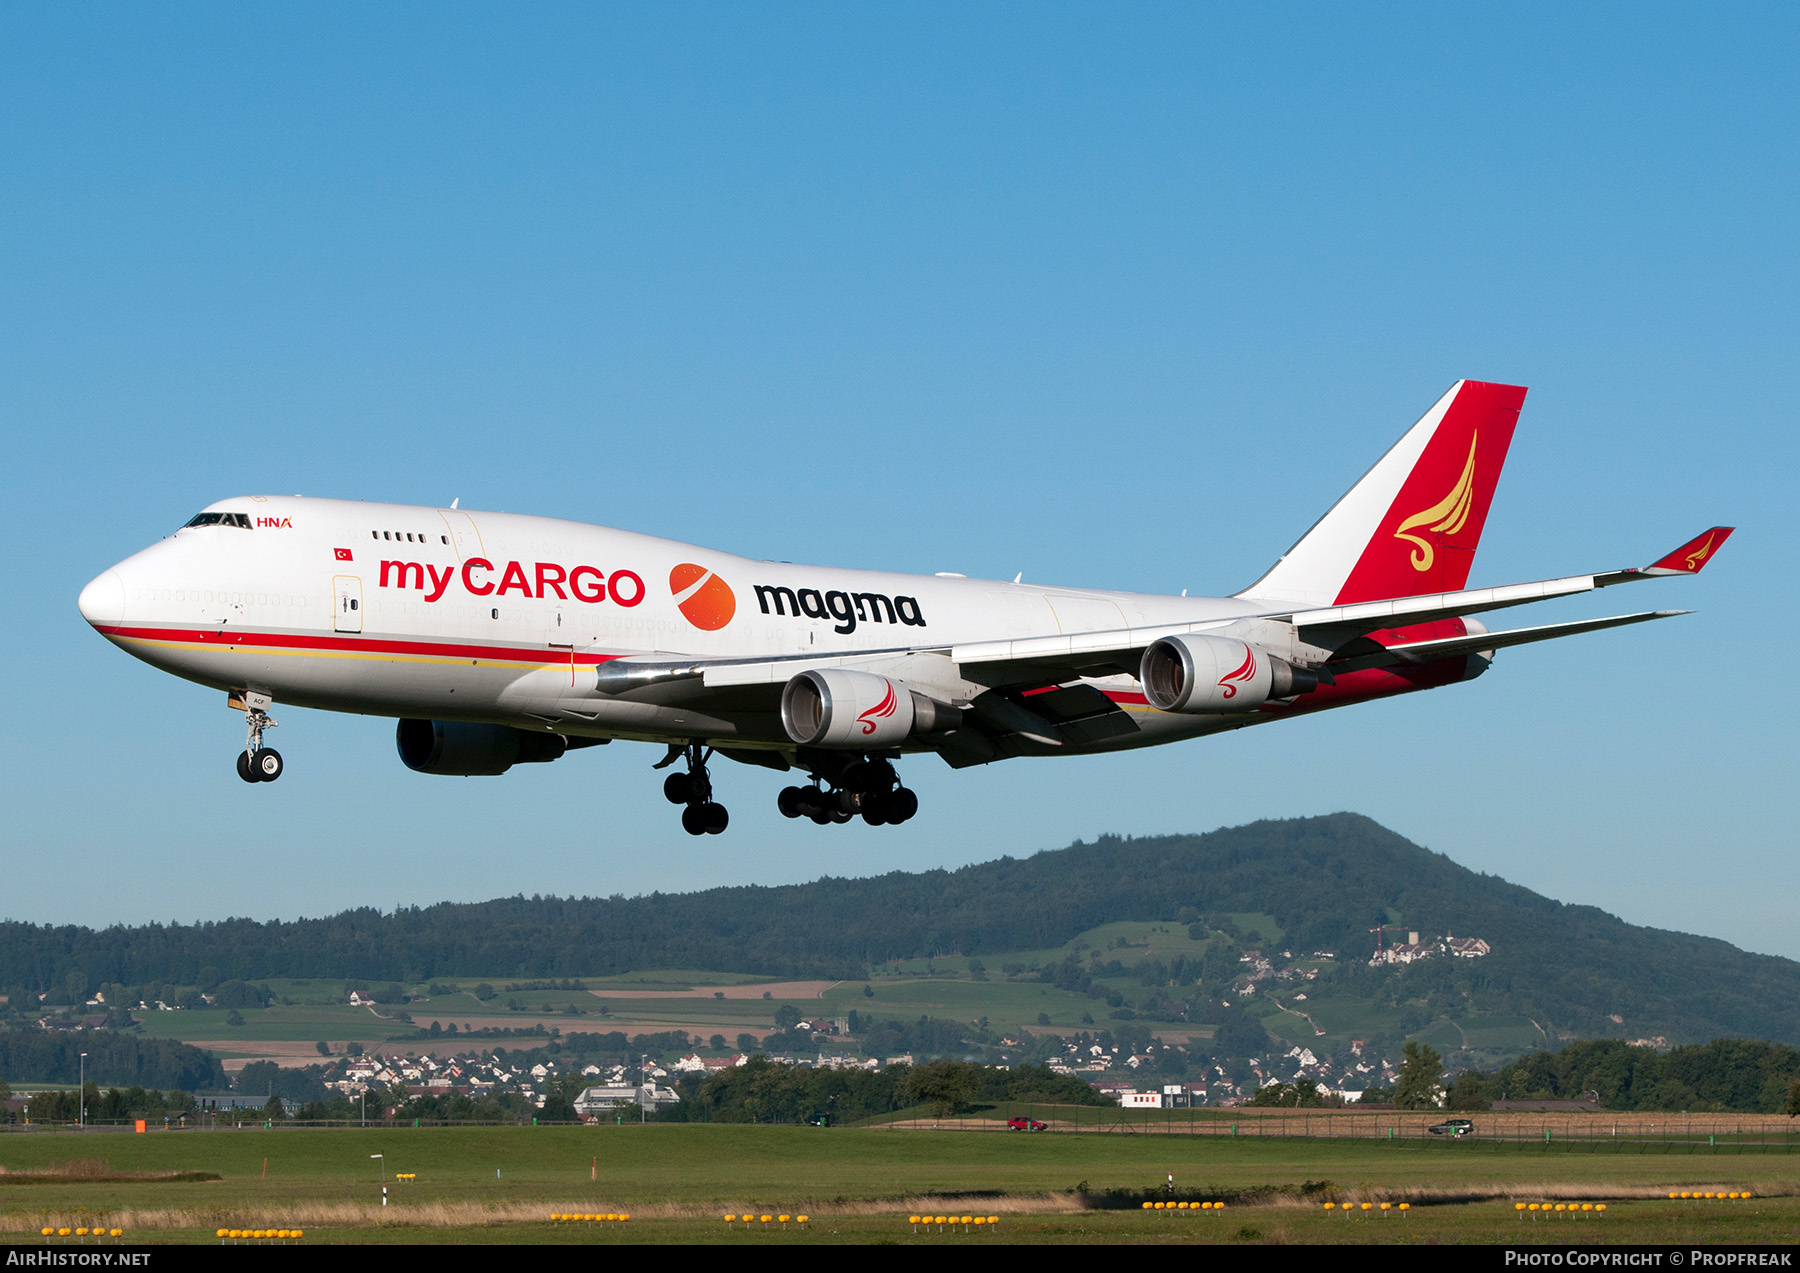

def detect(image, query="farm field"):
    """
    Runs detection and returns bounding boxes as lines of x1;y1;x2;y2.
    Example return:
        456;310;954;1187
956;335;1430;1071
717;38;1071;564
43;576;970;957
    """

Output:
1;1122;1795;1245
71;915;1667;1073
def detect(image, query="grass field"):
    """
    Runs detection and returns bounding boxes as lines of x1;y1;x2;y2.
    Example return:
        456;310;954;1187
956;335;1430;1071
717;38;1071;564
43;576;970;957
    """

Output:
2;1120;1796;1245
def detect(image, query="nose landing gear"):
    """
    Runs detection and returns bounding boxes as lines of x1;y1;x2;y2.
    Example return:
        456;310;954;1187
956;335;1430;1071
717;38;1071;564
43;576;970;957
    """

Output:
232;691;283;784
659;743;728;835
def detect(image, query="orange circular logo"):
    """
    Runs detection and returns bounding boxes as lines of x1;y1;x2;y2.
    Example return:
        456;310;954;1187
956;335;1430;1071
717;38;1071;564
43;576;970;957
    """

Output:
670;563;736;630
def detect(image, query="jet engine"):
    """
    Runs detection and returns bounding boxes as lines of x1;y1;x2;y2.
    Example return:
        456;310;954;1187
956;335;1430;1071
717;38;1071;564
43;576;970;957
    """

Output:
1139;634;1318;713
780;669;961;748
396;719;568;776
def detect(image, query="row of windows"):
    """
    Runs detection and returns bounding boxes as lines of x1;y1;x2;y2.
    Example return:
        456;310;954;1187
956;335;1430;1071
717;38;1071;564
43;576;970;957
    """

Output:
374;530;450;544
129;588;307;607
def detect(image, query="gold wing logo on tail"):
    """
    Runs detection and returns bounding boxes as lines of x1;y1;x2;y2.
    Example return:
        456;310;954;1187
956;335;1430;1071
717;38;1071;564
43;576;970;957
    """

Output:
1683;531;1717;570
1392;432;1479;572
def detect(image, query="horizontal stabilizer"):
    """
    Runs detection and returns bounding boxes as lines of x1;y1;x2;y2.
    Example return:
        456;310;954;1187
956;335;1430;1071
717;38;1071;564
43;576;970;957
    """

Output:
1377;610;1688;663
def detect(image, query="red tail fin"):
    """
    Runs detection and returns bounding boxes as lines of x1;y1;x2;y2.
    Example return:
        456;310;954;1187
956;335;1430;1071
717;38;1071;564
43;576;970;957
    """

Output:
1240;380;1526;607
1333;381;1524;603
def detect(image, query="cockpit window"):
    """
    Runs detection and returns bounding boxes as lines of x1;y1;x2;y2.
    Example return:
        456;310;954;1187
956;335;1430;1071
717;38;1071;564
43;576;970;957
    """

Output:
183;512;252;529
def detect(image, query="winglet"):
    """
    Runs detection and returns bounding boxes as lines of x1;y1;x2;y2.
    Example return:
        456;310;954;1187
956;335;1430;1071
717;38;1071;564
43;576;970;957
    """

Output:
1646;526;1734;575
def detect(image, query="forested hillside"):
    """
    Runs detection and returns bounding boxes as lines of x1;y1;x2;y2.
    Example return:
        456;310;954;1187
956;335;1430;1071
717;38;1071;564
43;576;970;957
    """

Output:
0;1032;223;1090
4;814;1796;1048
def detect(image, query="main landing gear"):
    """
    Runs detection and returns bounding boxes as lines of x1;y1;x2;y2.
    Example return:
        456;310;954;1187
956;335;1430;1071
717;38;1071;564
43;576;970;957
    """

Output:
778;756;919;828
661;743;729;836
234;691;283;784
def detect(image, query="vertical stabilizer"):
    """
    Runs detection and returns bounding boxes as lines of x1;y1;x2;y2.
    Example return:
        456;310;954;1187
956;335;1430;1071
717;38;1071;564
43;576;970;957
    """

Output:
1238;380;1526;607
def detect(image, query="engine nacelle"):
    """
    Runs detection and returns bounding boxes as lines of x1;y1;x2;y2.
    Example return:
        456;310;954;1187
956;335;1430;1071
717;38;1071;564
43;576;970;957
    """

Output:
1139;634;1318;713
780;669;959;748
396;719;568;776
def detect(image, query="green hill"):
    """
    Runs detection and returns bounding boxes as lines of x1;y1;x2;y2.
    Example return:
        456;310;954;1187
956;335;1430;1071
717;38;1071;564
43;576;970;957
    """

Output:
5;814;1797;1065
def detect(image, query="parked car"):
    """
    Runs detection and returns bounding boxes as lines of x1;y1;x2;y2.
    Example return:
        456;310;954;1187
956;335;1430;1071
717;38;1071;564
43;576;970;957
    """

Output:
1427;1118;1474;1137
1007;1116;1048;1132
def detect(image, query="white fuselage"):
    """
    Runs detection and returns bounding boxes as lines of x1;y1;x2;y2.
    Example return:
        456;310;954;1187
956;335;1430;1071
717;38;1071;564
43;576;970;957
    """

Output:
78;496;1271;755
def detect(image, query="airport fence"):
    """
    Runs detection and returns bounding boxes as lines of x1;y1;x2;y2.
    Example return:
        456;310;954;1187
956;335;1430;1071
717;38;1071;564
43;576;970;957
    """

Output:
871;1104;1800;1151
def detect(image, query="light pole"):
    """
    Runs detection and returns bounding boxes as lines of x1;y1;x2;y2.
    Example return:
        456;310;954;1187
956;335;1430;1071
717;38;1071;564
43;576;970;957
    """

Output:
78;1052;88;1128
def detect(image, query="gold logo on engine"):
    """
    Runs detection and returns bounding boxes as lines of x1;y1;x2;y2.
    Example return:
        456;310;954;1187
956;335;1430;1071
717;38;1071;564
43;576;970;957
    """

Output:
1393;432;1478;572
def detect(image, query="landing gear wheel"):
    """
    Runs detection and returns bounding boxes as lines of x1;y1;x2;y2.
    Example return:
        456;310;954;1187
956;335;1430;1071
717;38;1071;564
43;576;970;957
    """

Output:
236;696;280;785
860;790;891;826
777;786;805;818
888;787;918;823
667;743;730;835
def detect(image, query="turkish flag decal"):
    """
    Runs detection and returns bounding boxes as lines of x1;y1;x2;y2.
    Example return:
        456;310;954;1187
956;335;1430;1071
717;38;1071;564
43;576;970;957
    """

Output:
334;548;354;562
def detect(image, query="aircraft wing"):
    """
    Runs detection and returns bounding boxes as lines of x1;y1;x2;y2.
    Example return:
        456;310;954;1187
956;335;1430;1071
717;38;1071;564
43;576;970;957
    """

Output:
938;527;1733;686
591;529;1729;757
1273;526;1732;645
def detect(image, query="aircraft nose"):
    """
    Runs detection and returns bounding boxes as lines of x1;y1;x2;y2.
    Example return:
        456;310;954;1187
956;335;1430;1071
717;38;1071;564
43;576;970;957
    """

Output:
78;569;126;628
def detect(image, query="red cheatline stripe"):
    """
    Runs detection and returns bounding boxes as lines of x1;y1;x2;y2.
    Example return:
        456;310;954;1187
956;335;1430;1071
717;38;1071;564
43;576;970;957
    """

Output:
94;624;620;665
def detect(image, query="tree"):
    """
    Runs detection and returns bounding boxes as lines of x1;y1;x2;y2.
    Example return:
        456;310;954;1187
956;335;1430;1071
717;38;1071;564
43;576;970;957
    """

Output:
1446;1070;1492;1112
315;1041;331;1056
773;1004;802;1032
539;1076;582;1123
904;1060;978;1117
238;1060;281;1096
1396;1041;1445;1109
1787;1078;1800;1118
1247;1081;1339;1108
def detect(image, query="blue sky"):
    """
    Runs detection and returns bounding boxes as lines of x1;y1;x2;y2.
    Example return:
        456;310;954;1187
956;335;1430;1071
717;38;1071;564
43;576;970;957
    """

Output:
4;5;1795;962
